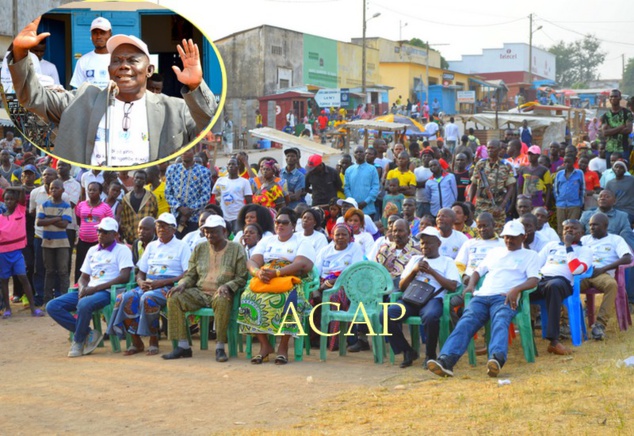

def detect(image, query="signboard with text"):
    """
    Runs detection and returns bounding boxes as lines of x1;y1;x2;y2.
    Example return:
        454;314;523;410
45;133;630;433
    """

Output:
457;90;476;104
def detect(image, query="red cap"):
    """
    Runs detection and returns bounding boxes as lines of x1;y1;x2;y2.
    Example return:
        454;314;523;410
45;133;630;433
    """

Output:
307;154;323;168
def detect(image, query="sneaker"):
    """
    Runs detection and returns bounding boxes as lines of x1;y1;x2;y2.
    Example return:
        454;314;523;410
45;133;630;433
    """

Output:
486;358;501;377
591;323;605;341
427;358;454;377
68;341;84;358
82;330;103;355
347;339;370;353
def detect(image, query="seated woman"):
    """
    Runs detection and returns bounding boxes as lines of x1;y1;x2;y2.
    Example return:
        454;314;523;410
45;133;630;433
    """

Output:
233;203;275;243
237;207;316;365
242;223;263;259
297;208;328;254
310;223;364;349
162;215;248;361
107;213;191;356
344;208;374;257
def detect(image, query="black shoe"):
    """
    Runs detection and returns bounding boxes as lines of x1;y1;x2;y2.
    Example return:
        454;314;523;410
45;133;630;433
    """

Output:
162;346;193;360
347;340;370;353
400;349;420;368
215;349;228;362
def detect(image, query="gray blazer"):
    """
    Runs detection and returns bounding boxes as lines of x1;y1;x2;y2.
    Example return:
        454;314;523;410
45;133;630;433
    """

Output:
9;55;217;165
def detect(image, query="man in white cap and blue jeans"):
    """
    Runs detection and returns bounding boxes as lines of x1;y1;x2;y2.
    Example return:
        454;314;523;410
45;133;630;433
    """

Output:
46;217;134;357
428;220;541;378
9;17;217;166
70;17;112;89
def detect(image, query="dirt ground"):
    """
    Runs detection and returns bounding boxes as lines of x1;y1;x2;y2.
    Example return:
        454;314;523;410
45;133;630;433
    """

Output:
0;306;403;435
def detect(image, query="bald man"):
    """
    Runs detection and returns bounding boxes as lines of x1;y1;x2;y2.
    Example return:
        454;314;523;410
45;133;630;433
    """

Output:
436;208;468;260
132;216;156;265
580;190;634;250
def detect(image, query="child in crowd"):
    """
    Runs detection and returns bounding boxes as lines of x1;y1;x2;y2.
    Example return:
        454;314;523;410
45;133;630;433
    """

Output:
382;178;405;227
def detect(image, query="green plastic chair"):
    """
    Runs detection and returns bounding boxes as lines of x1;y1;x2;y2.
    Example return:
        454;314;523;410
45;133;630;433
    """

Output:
319;261;394;364
244;266;320;361
388;284;463;365
170;288;243;357
464;276;537;366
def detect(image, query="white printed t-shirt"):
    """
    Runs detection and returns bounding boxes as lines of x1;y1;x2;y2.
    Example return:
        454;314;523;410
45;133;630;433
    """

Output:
254;234;316;264
401;254;460;299
474;247;541;297
439;229;469;260
212;176;253;221
70;50;110;89
138;236;191;278
455;237;504;277
580;234;632;278
81;242;134;287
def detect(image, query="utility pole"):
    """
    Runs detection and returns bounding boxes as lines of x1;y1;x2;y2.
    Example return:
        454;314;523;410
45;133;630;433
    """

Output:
362;0;367;94
528;13;533;88
623;53;626;80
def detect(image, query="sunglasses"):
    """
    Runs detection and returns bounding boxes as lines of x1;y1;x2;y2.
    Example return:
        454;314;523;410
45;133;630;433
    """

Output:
275;219;291;226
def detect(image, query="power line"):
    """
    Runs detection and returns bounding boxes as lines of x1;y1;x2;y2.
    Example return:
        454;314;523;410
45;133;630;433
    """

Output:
376;3;524;27
537;15;634;47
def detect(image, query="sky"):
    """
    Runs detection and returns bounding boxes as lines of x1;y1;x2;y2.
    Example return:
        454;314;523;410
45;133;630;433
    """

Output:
157;0;634;82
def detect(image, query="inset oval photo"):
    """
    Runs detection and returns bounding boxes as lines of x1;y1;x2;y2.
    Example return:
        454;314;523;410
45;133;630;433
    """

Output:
1;1;226;170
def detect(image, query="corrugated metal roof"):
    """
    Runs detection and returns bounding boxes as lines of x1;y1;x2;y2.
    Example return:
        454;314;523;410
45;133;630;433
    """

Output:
249;127;341;156
342;120;408;131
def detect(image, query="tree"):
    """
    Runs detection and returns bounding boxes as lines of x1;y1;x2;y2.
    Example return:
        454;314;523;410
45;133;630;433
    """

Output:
408;38;449;69
622;57;634;96
548;35;606;87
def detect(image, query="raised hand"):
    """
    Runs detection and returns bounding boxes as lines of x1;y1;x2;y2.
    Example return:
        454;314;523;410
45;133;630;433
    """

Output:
172;39;203;90
12;17;50;62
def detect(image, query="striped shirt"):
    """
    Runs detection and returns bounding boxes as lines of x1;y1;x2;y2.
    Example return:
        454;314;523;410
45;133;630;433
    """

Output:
37;199;72;248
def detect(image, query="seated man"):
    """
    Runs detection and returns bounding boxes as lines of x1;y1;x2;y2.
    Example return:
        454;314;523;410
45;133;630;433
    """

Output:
131;216;156;266
580;190;634;250
428;221;540;378
519;213;548;252
533;207;560;243
383;227;460;368
436;207;468;259
375;218;422;289
107;213;191;356
580;213;632;340
530;219;593;355
163;215;248;361
46;217;133;357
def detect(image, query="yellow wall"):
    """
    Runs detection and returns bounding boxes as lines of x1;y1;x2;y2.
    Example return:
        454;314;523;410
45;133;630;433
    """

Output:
337;41;379;89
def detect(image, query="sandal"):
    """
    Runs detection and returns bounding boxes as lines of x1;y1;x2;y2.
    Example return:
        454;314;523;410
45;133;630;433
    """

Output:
2;310;12;319
123;346;144;356
251;354;270;364
274;355;288;365
145;346;159;356
32;309;45;317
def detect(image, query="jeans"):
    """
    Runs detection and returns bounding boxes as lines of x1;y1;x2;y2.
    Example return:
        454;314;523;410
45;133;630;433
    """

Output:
46;290;111;344
33;237;45;306
383;297;443;359
439;294;517;369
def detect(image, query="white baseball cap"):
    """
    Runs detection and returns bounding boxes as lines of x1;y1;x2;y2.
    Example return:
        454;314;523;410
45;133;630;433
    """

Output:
97;217;119;232
91;17;112;32
106;34;151;58
500;220;526;237
337;197;359;209
419;226;441;240
156;212;177;227
201;215;226;229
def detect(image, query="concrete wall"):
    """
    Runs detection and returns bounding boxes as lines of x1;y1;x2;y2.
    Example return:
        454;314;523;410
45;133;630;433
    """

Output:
337;41;379;89
352;37;441;69
215;27;265;100
303;34;337;88
262;26;303;95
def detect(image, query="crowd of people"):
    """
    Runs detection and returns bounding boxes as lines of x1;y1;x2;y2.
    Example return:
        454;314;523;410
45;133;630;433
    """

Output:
1;87;633;378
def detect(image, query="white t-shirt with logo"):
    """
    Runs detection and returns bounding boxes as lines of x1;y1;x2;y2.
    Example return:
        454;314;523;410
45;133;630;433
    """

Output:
474;247;541;297
212;176;253;221
439;229;469;260
580;234;632;278
455;237;504;277
253;233;316;264
91;95;150;167
70;50;110;89
401;254;461;299
81;243;134;287
137;237;191;278
315;242;364;279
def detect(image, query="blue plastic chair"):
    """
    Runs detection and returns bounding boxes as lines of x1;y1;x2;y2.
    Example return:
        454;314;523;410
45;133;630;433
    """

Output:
319;261;394;364
532;266;593;346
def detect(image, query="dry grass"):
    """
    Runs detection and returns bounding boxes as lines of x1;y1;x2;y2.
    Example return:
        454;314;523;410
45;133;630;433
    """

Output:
291;327;634;435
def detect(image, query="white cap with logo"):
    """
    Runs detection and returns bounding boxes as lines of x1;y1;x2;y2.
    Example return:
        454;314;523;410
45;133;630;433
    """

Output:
97;217;119;232
500;220;526;237
91;17;112;32
201;215;226;229
106;34;151;58
156;212;177;227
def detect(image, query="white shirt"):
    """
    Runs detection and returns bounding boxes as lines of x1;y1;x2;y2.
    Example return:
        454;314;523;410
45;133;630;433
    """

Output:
1;52;53;93
424;122;439;140
528;231;549;253
40;59;60;85
81;243;134;287
182;231;207;251
70;50;111;89
297;231;329;255
402;254;461;299
580;233;632;278
439;229;469;260
254;233;316;264
368;236;389;262
538;241;593;285
537;223;560;243
138;236;191;278
414;166;433;203
444;122;460;141
92;95;150;167
474;247;541;297
212;176;253;221
588;157;607;174
454;237;504;277
63;178;82;232
352;231;375;257
315;242;364;278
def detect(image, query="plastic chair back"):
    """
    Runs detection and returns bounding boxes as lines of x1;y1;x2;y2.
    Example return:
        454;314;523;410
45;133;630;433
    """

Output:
329;261;393;315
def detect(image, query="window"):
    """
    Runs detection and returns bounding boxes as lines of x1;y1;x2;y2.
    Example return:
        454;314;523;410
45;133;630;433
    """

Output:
279;79;290;88
308;51;319;60
278;67;292;90
271;45;283;55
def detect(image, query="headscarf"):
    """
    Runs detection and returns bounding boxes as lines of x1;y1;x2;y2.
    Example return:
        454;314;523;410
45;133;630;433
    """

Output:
331;222;354;243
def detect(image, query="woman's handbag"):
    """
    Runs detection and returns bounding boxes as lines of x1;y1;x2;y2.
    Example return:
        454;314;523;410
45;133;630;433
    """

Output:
402;279;443;308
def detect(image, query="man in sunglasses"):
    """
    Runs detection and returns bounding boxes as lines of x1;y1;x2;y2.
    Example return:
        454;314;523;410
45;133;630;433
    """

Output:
9;17;217;166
